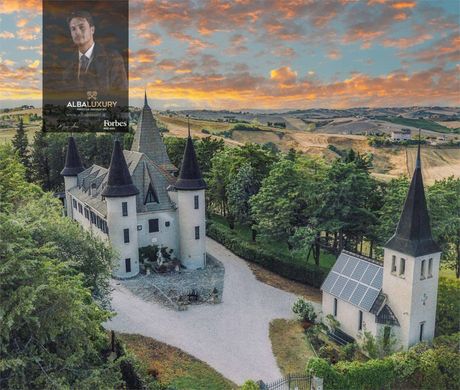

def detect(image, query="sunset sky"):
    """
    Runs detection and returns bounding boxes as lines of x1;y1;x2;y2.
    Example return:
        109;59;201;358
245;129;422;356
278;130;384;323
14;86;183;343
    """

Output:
0;0;459;110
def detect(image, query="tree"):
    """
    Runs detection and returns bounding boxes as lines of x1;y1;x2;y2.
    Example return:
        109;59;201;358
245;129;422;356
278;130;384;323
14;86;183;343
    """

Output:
30;129;52;190
11;118;30;176
195;136;224;175
164;136;187;170
227;162;257;226
0;145;121;389
316;160;379;254
428;177;460;277
250;158;307;246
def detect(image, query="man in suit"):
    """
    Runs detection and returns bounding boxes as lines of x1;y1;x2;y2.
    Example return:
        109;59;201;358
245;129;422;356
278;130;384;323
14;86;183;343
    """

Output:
63;10;128;97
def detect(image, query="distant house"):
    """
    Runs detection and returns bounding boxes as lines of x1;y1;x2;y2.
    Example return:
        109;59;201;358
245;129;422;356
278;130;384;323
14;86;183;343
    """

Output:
321;146;441;350
391;128;411;141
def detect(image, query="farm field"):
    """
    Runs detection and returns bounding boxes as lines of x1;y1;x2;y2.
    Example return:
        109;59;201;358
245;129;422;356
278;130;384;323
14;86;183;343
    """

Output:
378;116;455;133
2;110;459;184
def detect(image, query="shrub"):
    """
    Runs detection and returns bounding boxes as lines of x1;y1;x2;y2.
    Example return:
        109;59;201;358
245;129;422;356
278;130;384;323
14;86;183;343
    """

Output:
240;380;259;390
436;276;460;336
308;333;460;390
207;222;326;287
292;297;317;322
318;344;340;364
339;342;358;361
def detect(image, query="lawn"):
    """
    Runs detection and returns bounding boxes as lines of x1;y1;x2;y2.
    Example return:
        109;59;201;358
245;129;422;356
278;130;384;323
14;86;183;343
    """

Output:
209;214;336;270
117;333;236;390
269;319;316;375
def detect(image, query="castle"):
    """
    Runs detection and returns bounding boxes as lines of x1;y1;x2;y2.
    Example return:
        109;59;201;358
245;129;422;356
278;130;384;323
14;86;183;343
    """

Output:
321;144;441;350
61;93;207;278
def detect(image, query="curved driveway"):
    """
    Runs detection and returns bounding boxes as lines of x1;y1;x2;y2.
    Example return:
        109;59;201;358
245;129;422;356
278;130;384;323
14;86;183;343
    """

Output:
106;238;321;385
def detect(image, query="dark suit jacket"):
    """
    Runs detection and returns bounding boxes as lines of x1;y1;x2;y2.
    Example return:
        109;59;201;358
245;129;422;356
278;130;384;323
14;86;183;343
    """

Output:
62;42;128;97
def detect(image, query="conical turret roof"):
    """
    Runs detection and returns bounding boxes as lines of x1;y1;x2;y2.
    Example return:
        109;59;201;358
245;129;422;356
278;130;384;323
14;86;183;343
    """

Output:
102;139;139;197
61;136;84;176
175;121;206;191
131;91;176;172
384;143;440;257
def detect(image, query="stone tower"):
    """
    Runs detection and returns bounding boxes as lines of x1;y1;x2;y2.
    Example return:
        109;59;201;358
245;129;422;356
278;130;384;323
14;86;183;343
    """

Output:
102;139;140;278
175;120;207;270
382;144;441;349
61;136;84;218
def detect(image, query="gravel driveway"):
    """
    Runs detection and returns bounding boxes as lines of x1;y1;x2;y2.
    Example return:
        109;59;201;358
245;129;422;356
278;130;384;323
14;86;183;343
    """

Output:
106;238;322;385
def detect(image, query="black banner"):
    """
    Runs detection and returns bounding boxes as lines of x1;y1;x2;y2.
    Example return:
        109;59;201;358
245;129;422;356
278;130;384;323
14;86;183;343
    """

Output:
43;0;129;132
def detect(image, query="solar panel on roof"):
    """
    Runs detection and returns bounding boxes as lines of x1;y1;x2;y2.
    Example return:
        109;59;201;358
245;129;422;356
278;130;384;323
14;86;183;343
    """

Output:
350;284;367;306
331;275;348;296
321;272;338;292
340;279;357;301
342;258;357;277
359;287;380;311
351;260;368;281
361;264;378;285
371;268;383;289
334;254;349;273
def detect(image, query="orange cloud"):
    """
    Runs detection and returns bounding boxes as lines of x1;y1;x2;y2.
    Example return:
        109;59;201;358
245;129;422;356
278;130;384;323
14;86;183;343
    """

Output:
382;33;432;49
17;25;40;40
0;0;41;14
391;2;416;10
0;31;15;38
138;30;162;45
328;49;342;60
129;48;157;63
270;66;297;85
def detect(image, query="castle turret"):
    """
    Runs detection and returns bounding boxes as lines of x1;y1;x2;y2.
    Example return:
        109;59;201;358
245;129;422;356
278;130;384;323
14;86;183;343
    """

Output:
131;91;177;173
175;120;206;269
61;136;84;218
102;140;140;278
382;142;441;348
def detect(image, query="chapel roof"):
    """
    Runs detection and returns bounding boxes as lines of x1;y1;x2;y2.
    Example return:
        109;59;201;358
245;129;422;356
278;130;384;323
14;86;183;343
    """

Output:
385;142;441;257
321;250;383;313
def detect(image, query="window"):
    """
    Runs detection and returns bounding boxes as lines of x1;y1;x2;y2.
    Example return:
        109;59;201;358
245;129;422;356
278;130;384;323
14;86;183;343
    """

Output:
428;258;433;278
391;255;397;274
420;259;426;279
78;203;83;214
419;322;425;342
73;199;77;209
123;228;130;243
96;216;101;229
149;219;159;233
125;258;131;273
90;211;96;224
358;310;363;330
194;195;199;209
165;221;170;227
195;226;200;240
399;258;406;277
333;298;338;317
383;326;391;348
144;183;159;204
122;202;128;216
84;208;89;219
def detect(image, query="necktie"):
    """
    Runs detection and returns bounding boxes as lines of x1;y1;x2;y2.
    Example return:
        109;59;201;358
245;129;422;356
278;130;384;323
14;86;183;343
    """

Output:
79;55;89;80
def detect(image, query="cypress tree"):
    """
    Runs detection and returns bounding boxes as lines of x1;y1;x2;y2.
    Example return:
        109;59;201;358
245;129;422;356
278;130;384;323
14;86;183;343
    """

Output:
11;118;30;174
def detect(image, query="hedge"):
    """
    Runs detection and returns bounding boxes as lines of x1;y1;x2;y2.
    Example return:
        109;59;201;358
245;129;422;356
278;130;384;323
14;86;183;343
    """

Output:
307;333;460;390
207;222;327;288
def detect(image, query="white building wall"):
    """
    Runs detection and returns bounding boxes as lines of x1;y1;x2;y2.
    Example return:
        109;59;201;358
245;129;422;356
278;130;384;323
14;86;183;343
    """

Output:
64;176;78;217
136;210;179;257
177;189;206;269
106;195;140;278
69;195;108;242
382;248;441;349
322;292;378;341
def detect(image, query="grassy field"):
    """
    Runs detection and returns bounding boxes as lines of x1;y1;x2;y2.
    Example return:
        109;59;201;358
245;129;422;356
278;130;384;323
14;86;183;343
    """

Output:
210;214;336;270
269;319;316;375
379;116;454;133
117;333;236;390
